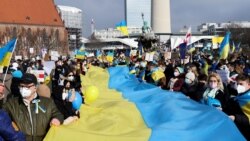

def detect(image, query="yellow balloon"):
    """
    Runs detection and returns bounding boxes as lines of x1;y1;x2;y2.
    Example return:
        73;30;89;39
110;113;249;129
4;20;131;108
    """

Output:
45;76;51;85
84;85;99;104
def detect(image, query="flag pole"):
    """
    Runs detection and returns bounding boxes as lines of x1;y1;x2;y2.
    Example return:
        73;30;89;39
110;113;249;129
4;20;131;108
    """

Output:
3;39;18;85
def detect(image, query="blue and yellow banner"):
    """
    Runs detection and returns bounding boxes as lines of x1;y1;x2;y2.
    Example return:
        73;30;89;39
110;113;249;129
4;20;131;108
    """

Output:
45;66;245;141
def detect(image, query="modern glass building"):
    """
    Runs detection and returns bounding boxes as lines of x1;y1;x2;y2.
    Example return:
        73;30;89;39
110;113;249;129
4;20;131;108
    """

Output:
125;0;151;28
57;5;82;50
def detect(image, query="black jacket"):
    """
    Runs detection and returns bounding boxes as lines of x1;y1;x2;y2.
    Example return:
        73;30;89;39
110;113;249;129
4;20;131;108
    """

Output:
224;90;250;140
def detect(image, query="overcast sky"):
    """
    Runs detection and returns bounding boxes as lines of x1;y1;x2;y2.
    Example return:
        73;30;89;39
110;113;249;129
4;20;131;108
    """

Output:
55;0;250;37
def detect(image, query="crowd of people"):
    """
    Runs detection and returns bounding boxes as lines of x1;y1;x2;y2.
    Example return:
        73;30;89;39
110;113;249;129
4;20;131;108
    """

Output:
0;48;249;140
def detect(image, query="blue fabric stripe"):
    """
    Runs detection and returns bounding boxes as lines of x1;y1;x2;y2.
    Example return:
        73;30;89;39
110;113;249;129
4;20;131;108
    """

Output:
108;66;245;141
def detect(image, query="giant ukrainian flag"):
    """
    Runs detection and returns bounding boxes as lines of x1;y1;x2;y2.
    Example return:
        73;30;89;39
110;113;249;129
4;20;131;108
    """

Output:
0;39;17;67
44;66;245;141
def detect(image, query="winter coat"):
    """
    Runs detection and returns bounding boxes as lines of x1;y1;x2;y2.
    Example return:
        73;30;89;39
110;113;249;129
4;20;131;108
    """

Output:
0;109;25;141
3;96;64;141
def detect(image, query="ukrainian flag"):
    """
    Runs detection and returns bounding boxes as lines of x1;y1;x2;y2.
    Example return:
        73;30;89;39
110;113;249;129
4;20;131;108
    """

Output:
236;92;250;119
44;66;245;141
96;50;102;60
75;47;86;59
106;51;114;63
219;32;230;59
231;41;235;53
116;20;129;36
0;39;17;67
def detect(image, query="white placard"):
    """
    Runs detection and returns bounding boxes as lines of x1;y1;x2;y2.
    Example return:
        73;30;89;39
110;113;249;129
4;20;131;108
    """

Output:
216;70;230;84
30;70;45;83
15;56;22;60
50;51;60;61
29;48;34;54
130;50;137;56
87;53;95;57
43;61;55;75
145;52;154;61
164;52;171;60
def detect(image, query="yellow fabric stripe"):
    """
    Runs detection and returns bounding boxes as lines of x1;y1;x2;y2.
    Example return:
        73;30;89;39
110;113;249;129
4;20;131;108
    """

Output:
241;103;250;120
44;67;151;141
0;52;12;67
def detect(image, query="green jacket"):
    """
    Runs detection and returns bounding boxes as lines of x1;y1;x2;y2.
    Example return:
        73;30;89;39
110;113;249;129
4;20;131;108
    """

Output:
3;95;64;141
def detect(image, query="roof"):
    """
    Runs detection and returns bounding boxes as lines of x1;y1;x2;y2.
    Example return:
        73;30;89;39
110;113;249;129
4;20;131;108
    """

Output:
0;0;64;26
87;38;138;48
57;5;82;13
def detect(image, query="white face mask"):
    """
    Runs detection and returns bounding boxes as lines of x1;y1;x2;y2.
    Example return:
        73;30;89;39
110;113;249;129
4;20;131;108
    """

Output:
174;72;179;77
209;83;217;89
20;88;32;98
237;85;246;94
68;76;74;81
185;78;192;84
135;63;139;67
62;92;68;100
140;62;146;68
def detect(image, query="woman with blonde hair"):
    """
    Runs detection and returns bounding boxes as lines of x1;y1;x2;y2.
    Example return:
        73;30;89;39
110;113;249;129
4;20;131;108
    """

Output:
202;73;228;110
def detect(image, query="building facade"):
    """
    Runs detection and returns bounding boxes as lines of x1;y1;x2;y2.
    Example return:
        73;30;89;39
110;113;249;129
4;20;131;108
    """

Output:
57;5;82;50
92;27;142;39
125;0;151;28
198;21;250;35
0;0;69;57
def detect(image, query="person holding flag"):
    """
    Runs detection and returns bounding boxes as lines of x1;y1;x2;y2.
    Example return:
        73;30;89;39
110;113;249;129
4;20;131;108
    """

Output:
225;74;250;140
0;39;17;103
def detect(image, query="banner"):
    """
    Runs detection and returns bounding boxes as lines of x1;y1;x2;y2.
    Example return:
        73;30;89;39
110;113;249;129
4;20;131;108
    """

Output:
30;70;45;83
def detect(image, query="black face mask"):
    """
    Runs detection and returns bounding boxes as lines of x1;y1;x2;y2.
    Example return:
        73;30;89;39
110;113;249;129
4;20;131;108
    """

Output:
198;82;206;87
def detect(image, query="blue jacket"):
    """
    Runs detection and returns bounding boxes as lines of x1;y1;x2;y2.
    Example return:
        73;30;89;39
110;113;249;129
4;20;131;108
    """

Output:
0;109;25;141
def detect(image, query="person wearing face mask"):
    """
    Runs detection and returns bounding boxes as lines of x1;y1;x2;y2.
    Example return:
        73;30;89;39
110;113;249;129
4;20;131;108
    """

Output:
167;67;184;91
53;80;79;125
202;73;228;110
224;74;250;140
52;60;64;88
164;59;174;86
3;73;64;141
193;74;208;102
180;72;197;99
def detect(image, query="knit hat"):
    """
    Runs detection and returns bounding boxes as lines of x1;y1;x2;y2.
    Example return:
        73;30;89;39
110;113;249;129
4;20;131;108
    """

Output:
176;67;184;74
185;72;195;81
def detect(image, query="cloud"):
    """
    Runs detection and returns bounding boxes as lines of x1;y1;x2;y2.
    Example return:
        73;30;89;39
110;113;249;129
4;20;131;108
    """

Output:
171;0;250;32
